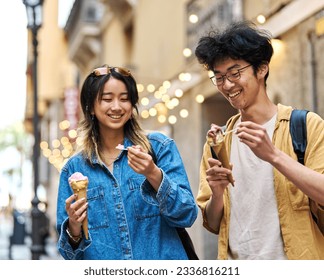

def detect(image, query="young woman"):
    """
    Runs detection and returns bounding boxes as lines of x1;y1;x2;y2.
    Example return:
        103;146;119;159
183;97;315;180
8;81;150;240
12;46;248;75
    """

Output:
56;65;198;260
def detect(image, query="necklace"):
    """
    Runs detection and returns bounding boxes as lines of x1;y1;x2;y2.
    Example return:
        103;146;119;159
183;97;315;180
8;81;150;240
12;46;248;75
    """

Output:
106;161;115;167
103;157;117;167
102;154;119;167
101;147;121;167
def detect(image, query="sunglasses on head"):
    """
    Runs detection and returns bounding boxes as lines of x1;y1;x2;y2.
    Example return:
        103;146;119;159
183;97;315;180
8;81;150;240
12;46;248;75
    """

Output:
92;65;132;77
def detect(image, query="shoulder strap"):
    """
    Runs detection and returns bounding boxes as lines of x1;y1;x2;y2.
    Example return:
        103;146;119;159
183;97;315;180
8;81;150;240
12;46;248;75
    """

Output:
290;109;309;165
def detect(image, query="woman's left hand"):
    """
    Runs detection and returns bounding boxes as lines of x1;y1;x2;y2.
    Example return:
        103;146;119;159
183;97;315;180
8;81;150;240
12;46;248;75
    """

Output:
127;146;155;176
127;145;162;190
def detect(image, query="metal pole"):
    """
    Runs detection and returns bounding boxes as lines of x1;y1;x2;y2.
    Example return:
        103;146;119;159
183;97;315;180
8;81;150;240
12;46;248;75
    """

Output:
30;11;43;261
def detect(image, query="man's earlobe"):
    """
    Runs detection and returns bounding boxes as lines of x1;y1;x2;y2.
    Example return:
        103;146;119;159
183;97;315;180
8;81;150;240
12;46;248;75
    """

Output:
258;63;269;78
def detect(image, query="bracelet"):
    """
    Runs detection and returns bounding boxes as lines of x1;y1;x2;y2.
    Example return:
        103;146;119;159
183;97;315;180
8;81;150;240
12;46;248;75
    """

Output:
66;227;82;243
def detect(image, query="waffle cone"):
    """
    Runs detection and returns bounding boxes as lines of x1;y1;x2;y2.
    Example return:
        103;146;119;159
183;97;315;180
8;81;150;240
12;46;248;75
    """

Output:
70;179;89;239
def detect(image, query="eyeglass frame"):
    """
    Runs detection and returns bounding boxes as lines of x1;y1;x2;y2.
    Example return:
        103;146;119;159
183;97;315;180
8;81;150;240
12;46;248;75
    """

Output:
92;65;133;77
210;64;252;86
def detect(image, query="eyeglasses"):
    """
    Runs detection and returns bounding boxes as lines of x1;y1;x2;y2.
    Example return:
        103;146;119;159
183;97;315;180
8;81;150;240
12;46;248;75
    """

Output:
92;66;132;77
210;64;252;86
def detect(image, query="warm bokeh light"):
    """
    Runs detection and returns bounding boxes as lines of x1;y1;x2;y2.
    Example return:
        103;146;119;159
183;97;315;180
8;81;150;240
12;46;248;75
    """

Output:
141;97;150;106
159;86;167;95
170;98;179;107
161;94;170;103
149;107;157;117
195;94;205;103
183;48;192;57
137;83;144;93
175;89;183;98
271;38;285;55
166;101;174;110
76;137;83;147
68;129;78;138
180;109;189;118
154;91;163;99
61;136;70;145
62;149;71;158
162;80;171;89
40;141;48;150
42;148;51;158
52;148;61;157
158;115;167;123
147;84;155;93
52;139;61;148
178;72;192;82
141;110;150;119
256;14;266;24
155;103;168;115
59;120;70;130
168;115;177;124
189;14;198;23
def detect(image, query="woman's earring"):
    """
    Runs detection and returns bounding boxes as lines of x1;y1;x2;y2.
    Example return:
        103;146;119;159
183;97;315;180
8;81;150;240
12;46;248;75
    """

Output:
91;114;95;121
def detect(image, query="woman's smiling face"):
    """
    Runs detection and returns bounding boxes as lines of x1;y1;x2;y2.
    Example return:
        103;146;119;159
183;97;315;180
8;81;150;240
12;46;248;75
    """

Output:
93;77;133;132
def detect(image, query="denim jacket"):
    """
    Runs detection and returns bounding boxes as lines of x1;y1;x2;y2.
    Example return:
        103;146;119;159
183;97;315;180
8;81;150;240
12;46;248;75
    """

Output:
56;132;198;260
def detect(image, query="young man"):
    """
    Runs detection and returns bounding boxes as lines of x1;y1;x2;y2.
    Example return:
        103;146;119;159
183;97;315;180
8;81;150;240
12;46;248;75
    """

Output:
195;21;324;260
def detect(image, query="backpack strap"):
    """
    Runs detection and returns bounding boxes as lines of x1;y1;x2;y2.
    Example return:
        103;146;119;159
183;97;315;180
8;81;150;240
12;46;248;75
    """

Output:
289;109;309;165
290;110;324;234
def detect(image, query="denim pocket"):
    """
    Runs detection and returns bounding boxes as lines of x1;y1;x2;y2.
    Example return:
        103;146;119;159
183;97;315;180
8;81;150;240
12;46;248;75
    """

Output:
129;177;161;220
87;185;109;229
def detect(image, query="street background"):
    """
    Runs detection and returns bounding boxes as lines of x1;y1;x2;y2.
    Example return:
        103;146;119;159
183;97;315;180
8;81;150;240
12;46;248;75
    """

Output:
0;211;62;260
0;0;323;261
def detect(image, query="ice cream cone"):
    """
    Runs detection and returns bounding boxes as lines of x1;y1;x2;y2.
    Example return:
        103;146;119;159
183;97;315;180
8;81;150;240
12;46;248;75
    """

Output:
207;132;235;186
69;172;89;239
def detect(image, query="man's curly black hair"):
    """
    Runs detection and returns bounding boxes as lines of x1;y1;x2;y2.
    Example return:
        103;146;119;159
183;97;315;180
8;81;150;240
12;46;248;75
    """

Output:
195;20;274;83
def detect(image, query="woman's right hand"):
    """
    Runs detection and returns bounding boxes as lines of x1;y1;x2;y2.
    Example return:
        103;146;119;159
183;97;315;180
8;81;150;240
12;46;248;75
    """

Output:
65;194;88;236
